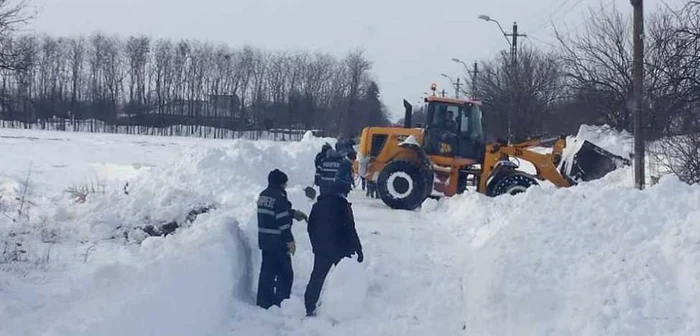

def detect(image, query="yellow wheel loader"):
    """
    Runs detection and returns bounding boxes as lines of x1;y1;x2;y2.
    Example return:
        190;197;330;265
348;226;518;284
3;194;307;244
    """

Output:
356;96;630;210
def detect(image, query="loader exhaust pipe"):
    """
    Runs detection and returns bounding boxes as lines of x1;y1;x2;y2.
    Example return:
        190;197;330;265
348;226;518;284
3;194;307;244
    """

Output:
403;99;412;128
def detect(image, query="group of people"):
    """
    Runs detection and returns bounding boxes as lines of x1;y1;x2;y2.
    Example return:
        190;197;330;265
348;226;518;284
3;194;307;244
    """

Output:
255;138;364;317
317;137;379;200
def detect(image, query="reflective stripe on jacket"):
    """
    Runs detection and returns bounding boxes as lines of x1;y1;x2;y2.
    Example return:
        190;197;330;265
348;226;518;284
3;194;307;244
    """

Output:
257;186;294;250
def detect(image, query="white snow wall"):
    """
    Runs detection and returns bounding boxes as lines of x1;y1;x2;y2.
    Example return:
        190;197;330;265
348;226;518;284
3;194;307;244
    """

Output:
436;170;700;335
11;132;330;336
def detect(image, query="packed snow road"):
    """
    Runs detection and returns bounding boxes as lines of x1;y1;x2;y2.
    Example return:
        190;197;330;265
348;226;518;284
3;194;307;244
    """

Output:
225;193;470;335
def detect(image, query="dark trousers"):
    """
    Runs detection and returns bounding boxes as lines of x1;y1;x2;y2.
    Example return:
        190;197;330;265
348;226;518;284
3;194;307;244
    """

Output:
256;249;293;309
304;253;340;314
366;181;378;198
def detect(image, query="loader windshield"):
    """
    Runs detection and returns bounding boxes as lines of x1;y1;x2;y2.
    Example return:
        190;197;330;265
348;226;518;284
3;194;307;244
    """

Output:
424;101;485;159
460;104;484;143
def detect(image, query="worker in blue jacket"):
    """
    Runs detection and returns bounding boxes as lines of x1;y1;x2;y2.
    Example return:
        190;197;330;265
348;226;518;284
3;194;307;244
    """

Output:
318;149;343;196
333;150;356;197
314;143;332;187
256;169;308;309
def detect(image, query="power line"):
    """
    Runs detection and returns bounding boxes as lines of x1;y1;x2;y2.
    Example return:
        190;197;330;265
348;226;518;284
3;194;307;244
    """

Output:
525;38;546;54
551;0;616;40
530;0;583;35
532;0;619;39
528;35;560;50
548;0;577;22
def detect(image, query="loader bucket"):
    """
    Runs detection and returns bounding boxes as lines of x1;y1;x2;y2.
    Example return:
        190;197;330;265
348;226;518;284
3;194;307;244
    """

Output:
563;140;630;183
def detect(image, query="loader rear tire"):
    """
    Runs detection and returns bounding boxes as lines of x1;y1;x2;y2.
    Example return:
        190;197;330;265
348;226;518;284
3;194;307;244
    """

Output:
377;160;431;210
487;172;539;197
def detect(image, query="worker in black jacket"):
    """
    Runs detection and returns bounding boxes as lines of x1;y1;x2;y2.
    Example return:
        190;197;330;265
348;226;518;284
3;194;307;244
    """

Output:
314;143;332;187
318;149;343;196
303;183;363;316
256;169;308;309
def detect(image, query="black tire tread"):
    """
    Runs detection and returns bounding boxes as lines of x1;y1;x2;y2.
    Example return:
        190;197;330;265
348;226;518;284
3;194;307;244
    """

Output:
487;171;539;197
377;160;431;210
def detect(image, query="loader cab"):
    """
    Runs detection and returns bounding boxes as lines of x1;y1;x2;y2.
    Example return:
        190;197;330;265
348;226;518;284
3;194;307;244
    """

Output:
421;97;485;160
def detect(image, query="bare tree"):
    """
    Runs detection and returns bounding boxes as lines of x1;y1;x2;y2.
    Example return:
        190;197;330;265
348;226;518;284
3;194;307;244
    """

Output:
125;36;150;107
650;1;700;184
556;6;634;132
475;47;564;141
0;0;32;70
343;49;371;136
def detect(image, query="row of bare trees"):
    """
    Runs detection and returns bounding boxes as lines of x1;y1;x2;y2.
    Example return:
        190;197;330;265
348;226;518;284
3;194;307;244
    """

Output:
0;21;389;138
462;2;699;183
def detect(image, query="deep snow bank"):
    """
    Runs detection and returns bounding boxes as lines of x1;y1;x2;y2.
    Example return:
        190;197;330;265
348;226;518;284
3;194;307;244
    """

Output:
423;125;699;335
1;130;332;335
433;167;700;335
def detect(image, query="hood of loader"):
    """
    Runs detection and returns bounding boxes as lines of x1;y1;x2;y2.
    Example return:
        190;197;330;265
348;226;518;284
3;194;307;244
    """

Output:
560;139;631;184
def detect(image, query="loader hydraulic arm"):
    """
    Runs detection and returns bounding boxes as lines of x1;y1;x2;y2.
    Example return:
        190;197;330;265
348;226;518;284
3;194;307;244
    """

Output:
479;137;572;193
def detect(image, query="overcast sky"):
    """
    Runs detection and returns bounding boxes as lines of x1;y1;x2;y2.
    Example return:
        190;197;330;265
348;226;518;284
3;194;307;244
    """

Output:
26;0;684;120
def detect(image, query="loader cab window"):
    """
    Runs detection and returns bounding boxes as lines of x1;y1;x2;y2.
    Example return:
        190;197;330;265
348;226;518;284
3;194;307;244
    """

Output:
424;101;485;159
430;104;460;132
460;104;485;143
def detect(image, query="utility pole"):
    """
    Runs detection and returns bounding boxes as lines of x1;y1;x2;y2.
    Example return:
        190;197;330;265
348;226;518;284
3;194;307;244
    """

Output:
505;22;526;144
505;22;526;65
455;77;461;98
632;0;645;190
468;61;479;97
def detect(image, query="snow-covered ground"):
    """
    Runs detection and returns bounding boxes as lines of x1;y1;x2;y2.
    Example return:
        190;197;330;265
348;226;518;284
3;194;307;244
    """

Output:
1;126;698;335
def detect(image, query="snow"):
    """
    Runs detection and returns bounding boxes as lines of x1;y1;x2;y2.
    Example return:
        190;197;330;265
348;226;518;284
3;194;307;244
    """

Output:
0;119;314;141
1;125;699;336
559;124;634;179
434;171;700;335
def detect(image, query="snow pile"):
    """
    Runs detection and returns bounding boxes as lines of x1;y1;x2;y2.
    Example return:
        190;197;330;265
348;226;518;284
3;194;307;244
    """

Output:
559;124;634;179
433;170;700;335
571;124;634;158
3;125;699;336
1;129;333;335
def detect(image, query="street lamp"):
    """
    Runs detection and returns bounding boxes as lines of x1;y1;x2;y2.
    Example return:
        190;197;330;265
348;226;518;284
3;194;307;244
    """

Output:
453;58;477;98
441;73;461;98
479;14;527;144
452;58;468;71
478;14;512;47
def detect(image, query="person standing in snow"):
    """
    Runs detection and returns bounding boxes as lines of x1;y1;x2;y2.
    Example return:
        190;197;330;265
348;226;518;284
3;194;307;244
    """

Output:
333;150;356;197
318;148;343;196
314;143;332;188
303;182;364;316
256;169;308;309
334;136;356;158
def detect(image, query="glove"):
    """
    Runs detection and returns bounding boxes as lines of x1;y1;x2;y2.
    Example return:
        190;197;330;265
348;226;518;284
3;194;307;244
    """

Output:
294;210;308;222
356;250;364;263
287;241;296;255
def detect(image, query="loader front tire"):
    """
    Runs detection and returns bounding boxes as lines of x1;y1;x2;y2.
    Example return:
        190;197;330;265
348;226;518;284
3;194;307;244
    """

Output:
377;160;431;210
487;172;539;197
